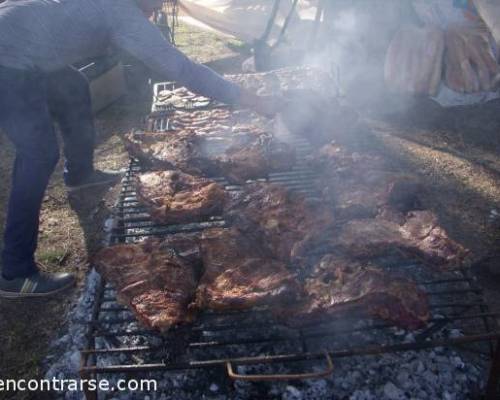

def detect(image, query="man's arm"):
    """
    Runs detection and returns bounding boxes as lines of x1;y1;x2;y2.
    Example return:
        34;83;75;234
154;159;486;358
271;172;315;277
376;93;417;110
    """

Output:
104;0;242;105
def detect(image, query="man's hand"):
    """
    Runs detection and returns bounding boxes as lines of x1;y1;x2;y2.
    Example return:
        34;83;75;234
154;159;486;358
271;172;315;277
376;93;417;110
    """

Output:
238;89;287;118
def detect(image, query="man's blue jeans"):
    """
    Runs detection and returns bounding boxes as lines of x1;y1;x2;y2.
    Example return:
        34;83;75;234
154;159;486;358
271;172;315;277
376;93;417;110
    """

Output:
0;65;96;279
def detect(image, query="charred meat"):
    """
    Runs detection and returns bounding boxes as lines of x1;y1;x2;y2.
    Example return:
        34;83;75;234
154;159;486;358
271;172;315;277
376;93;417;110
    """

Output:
194;227;301;311
123;130;218;176
124;129;295;184
279;254;430;330
135;171;225;224
225;183;335;262
216;136;296;184
333;212;469;268
94;237;201;332
316;143;423;221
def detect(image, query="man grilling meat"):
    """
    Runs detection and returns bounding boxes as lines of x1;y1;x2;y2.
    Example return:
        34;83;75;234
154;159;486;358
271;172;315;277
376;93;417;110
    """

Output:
0;0;282;298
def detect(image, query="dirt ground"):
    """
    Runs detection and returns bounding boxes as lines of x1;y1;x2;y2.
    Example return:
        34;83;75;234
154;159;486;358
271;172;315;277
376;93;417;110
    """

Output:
1;21;500;400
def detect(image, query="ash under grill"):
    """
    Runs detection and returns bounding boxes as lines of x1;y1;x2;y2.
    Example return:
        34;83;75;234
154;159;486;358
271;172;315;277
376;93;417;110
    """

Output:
80;105;500;400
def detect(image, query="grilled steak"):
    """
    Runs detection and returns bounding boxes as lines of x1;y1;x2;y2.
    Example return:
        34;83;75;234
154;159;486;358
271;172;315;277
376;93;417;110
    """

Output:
225;66;337;97
315;143;423;221
333;212;469;268
124;129;295;184
155;86;212;109
278;254;430;330
170;108;268;136
216;136;296;184
94;237;201;332
400;210;470;267
194;227;302;311
135;171;225;224
225;183;335;262
123;130;218;176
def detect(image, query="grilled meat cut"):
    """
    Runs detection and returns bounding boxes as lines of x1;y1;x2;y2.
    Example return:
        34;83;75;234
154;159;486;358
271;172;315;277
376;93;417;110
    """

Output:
135;171;225;224
333;211;469;268
94;237;201;332
194;227;301;311
123;130;218;176
399;210;470;267
225;183;335;262
216;136;296;184
155;86;213;109
124;129;296;184
170;108;268;136
314;144;468;267
315;143;423;220
225;66;337;97
278;255;430;330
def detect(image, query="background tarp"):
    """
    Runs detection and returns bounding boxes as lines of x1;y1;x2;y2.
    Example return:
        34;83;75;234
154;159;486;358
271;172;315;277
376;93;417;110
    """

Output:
474;0;500;48
178;0;317;43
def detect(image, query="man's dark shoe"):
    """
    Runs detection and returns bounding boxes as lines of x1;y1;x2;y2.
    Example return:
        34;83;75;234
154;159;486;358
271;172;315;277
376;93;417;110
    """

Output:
0;271;75;299
66;170;123;192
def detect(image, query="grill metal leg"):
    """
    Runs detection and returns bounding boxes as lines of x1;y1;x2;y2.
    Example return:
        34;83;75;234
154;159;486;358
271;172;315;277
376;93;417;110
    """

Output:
486;339;500;399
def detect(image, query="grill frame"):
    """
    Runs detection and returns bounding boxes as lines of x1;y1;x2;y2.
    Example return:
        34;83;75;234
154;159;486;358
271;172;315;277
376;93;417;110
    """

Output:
80;104;500;400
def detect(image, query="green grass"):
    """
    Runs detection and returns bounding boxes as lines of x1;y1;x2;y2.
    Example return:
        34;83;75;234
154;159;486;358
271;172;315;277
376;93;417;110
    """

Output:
37;248;69;267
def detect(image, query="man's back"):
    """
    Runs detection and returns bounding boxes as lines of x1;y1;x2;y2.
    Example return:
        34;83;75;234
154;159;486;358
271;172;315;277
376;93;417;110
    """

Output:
0;0;242;109
0;0;111;71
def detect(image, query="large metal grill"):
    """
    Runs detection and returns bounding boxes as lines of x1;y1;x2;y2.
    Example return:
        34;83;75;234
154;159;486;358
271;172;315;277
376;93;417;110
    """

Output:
80;103;500;400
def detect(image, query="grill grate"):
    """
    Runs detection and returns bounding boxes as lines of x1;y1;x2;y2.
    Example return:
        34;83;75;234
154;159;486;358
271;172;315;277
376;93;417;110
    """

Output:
80;112;500;400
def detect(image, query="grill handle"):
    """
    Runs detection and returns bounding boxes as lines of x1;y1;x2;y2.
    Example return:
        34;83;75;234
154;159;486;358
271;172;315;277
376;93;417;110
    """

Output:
225;351;334;382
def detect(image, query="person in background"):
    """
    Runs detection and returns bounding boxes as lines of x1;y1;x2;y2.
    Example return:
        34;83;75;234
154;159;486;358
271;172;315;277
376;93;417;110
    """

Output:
0;0;283;298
